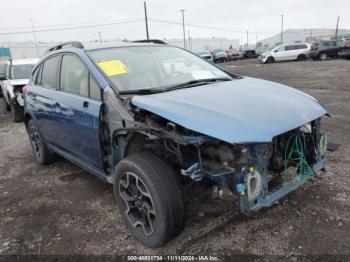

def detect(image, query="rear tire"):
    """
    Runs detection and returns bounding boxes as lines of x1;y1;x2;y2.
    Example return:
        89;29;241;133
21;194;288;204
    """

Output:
27;119;56;165
297;54;307;61
114;152;185;248
319;52;328;61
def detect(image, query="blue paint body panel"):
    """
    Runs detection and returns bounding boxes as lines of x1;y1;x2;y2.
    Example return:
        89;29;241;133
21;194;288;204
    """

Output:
25;49;107;174
132;77;328;143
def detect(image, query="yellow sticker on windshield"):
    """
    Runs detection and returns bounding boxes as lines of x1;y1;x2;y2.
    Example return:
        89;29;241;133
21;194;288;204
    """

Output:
96;60;130;76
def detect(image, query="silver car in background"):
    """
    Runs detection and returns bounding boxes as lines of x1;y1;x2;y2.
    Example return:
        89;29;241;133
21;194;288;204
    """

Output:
211;49;228;63
1;58;40;122
259;43;311;63
198;51;214;62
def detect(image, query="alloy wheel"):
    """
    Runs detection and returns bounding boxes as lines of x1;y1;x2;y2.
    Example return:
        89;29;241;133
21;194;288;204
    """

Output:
119;172;156;236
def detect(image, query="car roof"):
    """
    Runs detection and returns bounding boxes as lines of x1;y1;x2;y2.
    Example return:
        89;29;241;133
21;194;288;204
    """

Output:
11;58;40;65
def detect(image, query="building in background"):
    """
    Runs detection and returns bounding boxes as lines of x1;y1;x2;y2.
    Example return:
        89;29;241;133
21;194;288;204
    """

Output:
166;37;240;53
0;37;240;59
257;28;350;51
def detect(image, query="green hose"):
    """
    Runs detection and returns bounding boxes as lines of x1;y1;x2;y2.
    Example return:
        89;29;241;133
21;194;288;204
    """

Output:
283;134;310;181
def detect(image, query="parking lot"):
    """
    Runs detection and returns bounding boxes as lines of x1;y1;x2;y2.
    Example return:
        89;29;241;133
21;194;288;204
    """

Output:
0;58;349;256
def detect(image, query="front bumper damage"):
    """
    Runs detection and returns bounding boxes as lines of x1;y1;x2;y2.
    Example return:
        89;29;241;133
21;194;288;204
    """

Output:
181;129;328;214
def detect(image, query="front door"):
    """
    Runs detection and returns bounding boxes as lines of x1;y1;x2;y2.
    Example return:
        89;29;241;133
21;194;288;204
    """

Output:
274;46;287;61
54;54;104;171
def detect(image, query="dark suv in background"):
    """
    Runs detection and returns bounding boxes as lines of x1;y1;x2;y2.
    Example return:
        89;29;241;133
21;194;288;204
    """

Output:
338;40;350;59
309;40;342;61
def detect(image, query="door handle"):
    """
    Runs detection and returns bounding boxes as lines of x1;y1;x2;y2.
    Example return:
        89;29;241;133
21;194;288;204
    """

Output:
83;101;89;108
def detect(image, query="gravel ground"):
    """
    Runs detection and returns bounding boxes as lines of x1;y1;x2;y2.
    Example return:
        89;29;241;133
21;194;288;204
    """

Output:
0;58;349;257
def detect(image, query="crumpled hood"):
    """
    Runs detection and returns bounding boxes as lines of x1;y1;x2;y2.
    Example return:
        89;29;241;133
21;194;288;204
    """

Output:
7;79;29;86
132;77;327;143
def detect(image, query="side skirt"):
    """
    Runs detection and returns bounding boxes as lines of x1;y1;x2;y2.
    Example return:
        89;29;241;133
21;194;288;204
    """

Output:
48;144;110;183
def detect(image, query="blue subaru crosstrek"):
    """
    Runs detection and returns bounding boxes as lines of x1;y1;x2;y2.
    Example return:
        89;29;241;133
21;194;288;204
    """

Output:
24;41;328;247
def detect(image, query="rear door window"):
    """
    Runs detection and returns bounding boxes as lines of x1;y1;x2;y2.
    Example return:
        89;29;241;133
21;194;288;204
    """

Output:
298;44;308;49
42;56;60;89
285;45;296;51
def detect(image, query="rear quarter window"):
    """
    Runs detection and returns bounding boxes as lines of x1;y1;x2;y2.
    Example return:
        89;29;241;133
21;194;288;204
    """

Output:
42;56;60;89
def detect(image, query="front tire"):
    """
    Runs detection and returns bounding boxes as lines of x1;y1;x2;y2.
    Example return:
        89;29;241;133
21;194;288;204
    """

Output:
266;57;275;63
114;152;185;248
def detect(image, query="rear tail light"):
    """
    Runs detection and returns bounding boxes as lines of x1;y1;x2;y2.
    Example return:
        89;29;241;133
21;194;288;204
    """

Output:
346;43;350;48
22;85;29;94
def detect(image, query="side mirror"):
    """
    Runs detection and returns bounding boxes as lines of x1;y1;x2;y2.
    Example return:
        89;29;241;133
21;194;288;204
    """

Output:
0;74;6;81
274;50;278;53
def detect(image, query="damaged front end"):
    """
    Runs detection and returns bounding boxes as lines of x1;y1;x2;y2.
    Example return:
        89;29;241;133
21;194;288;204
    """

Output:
180;119;328;214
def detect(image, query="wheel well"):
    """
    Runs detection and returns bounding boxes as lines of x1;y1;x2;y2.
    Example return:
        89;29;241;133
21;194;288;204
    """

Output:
267;56;274;62
125;133;148;157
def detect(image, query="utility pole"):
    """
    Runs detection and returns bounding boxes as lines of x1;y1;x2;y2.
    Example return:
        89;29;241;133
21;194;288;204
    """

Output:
180;9;186;49
98;31;102;43
281;14;284;44
30;19;40;57
187;30;191;51
335;16;340;43
246;30;249;47
144;1;150;40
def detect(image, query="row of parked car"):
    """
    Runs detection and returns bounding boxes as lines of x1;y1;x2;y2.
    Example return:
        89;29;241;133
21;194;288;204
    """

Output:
258;40;350;63
195;40;350;65
0;58;40;121
198;49;257;63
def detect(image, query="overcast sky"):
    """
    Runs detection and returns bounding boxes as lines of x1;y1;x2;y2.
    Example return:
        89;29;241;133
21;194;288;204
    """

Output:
0;0;348;44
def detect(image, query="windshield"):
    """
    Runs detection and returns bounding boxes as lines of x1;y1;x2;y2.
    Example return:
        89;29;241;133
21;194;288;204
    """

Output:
11;64;35;80
88;46;231;92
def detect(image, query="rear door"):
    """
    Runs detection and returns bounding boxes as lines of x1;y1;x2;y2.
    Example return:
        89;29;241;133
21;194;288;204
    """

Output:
53;54;104;170
296;44;309;58
327;41;339;56
30;55;61;144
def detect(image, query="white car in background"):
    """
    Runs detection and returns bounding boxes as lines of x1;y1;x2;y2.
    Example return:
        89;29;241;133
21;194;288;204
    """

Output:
1;58;40;122
259;43;311;63
198;51;214;62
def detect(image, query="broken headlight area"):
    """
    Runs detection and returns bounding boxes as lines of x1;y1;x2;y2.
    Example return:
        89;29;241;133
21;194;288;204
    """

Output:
180;118;328;214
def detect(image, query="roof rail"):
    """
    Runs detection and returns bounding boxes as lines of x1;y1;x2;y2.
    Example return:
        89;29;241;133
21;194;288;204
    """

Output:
131;39;168;45
45;41;84;54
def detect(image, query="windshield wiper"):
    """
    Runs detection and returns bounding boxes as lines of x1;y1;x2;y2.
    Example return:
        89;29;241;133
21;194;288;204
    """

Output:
119;88;159;95
159;77;232;92
119;77;231;95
